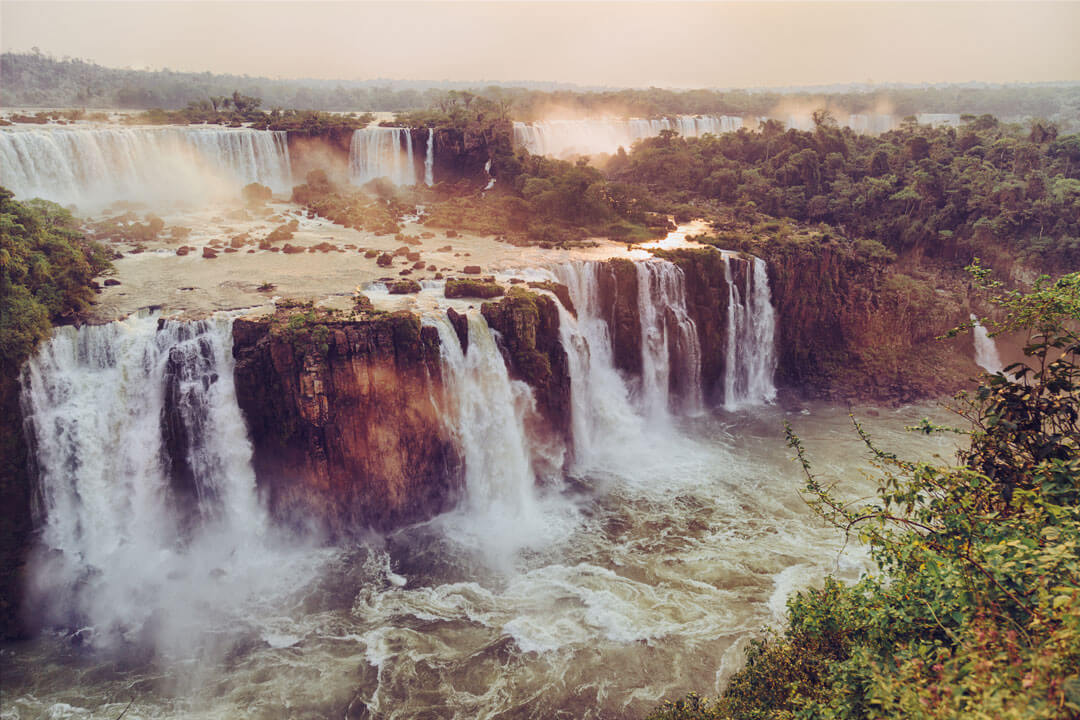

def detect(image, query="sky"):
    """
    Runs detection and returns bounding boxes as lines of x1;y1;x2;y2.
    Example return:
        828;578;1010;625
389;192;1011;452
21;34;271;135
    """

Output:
2;1;1079;88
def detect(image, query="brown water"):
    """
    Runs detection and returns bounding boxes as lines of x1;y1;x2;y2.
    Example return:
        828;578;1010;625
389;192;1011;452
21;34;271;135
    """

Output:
1;401;959;720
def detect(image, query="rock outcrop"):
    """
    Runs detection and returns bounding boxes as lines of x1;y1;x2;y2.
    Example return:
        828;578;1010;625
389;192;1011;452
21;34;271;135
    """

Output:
481;289;572;449
232;308;462;536
595;259;643;378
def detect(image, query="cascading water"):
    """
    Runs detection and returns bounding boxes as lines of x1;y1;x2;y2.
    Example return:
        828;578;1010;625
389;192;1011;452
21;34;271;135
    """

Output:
553;261;649;470
636;261;704;419
512;115;743;157
349;127;420;185
0;126;292;207
424;127;435;186
971;314;1004;372
18;312;290;653
722;256;777;410
428;313;555;558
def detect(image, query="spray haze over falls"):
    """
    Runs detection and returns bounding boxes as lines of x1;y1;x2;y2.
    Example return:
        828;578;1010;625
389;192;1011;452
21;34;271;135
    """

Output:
0;110;968;209
8;242;969;716
22;258;778;620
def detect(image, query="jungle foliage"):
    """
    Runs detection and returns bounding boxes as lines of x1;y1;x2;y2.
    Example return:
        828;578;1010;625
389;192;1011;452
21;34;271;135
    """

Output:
649;272;1080;719
614;118;1080;273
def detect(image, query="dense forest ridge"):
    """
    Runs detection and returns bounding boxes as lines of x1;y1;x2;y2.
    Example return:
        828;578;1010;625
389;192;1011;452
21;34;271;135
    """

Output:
3;50;1079;131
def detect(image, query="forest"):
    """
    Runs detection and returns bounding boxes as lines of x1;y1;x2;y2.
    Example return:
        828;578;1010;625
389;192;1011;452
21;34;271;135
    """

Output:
4;50;1079;131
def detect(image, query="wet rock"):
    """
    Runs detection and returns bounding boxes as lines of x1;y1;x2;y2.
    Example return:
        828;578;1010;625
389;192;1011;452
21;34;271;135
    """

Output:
103;279;121;286
376;253;393;267
481;289;572;451
446;307;469;354
231;311;462;535
388;279;421;294
444;278;504;299
463;265;482;275
282;244;304;254
202;247;218;259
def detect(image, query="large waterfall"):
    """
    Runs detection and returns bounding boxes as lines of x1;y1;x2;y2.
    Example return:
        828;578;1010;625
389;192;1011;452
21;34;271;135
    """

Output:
0;126;292;208
722;256;777;409
19;313;282;651
350;127;435;186
513;115;743;157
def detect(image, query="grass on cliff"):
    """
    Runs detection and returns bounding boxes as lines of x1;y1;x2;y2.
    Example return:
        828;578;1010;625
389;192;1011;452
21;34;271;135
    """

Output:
648;271;1080;720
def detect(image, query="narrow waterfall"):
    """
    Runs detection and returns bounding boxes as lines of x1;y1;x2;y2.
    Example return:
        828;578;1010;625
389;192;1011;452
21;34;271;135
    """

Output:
722;256;777;409
554;262;647;469
20;313;268;648
349;127;419;185
971;314;1004;372
0;127;292;207
429;313;545;550
636;261;704;418
511;115;744;157
424;127;435;186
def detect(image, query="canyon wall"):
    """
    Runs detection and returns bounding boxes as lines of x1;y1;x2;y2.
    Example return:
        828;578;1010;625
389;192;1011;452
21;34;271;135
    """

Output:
231;310;463;536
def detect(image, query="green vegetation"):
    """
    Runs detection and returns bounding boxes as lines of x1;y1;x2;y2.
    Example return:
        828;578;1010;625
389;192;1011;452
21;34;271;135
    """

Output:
0;187;110;637
617;118;1080;272
291;171;404;236
649;272;1080;719
6;51;1077;131
1;188;111;370
445;277;505;299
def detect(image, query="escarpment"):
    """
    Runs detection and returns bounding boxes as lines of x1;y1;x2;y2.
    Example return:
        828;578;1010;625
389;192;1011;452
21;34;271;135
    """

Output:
232;309;463;536
595;259;643;377
481;289;572;448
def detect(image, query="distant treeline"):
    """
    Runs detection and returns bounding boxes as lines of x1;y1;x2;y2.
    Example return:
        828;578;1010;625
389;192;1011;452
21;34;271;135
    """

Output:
3;51;1078;128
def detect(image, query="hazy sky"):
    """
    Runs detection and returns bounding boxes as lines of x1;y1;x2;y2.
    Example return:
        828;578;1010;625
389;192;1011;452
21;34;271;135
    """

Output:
2;1;1079;88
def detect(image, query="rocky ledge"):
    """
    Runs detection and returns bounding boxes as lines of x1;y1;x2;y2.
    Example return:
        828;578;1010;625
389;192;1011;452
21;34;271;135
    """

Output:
232;304;462;536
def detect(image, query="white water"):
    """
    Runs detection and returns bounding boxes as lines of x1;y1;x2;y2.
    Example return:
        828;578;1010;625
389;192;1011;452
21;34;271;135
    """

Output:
349;127;420;186
18;312;315;657
5;291;962;718
971;314;1004;373
429;313;567;561
0;126;292;208
513;115;743;157
425;127;435;186
636;261;705;419
553;261;650;471
723;256;778;410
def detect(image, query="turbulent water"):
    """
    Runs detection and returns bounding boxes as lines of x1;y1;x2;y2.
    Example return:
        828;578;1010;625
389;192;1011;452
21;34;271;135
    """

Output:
2;261;958;719
349;127;435;186
0;126;292;208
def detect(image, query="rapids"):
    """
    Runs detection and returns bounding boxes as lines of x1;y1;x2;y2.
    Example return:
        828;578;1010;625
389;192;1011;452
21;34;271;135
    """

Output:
1;256;960;718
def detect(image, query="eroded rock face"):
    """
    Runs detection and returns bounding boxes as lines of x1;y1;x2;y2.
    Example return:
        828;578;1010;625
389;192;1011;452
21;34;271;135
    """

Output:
655;250;735;401
481;289;572;450
595;259;643;377
232;311;462;536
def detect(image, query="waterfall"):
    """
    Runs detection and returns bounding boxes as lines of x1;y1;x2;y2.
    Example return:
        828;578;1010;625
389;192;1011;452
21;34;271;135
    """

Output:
0;126;292;208
722;256;777;409
512;115;744;157
424;128;435;186
971;314;1004;372
553;262;647;469
349;127;420;186
636;261;704;418
429;313;546;553
20;313;269;648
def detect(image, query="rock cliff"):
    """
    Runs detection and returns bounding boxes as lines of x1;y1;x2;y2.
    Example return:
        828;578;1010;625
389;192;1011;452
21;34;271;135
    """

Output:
232;307;463;536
